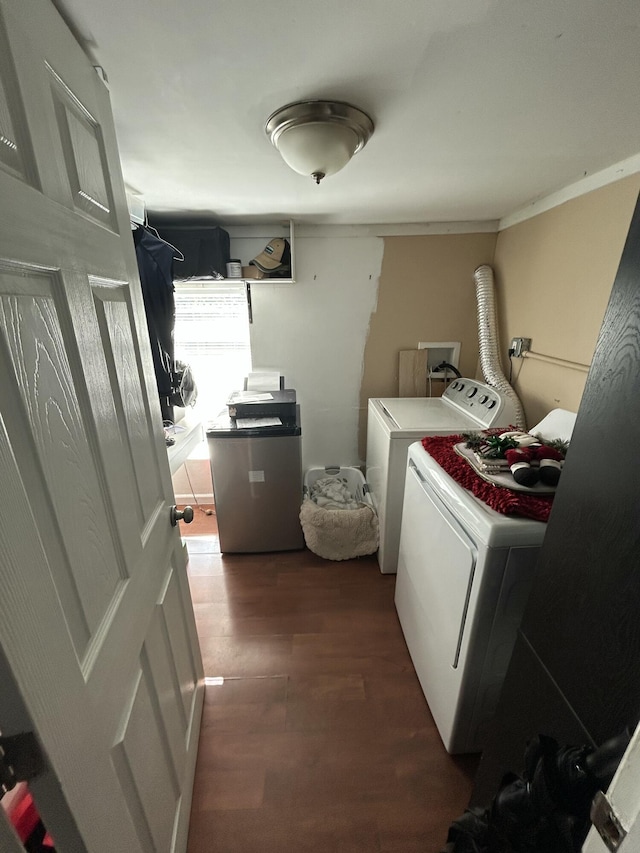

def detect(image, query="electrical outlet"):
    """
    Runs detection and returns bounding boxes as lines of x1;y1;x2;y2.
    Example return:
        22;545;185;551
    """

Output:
510;337;531;357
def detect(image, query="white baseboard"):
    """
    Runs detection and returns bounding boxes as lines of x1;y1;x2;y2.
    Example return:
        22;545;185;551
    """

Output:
174;492;214;502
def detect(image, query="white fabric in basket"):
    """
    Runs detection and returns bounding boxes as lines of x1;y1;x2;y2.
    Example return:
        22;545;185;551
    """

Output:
309;475;360;510
299;498;379;561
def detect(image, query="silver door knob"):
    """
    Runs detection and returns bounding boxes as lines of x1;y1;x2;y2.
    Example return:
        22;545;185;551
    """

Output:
170;505;194;526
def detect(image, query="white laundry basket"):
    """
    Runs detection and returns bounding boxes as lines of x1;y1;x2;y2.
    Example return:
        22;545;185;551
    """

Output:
300;466;379;561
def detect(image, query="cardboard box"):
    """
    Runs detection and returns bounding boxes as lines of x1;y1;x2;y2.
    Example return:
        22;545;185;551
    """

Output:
242;265;264;280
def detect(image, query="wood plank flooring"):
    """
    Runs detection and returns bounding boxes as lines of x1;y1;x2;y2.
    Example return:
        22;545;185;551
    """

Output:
182;509;478;852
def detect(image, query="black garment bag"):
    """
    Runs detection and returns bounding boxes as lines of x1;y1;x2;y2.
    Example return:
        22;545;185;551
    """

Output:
133;225;176;421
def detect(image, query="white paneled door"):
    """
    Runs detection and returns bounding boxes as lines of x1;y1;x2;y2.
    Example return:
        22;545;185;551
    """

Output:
0;0;204;851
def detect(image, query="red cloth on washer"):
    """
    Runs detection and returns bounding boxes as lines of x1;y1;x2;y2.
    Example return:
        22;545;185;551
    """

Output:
421;434;555;522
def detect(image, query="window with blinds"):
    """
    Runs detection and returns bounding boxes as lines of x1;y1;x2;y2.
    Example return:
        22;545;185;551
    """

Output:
173;281;252;421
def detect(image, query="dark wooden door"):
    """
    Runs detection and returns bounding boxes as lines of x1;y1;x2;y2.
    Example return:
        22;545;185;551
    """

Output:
473;190;640;803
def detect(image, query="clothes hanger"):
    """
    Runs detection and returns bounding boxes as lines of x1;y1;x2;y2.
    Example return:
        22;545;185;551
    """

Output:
142;218;185;262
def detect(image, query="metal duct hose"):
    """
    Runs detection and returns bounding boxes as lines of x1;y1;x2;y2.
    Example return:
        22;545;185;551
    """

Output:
473;264;527;429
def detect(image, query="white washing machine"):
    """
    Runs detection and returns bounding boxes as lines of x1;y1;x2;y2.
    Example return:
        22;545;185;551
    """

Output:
366;379;520;574
394;409;576;754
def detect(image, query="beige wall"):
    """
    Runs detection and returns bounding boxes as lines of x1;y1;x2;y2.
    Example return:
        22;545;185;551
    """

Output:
359;232;498;455
495;176;640;426
358;178;640;456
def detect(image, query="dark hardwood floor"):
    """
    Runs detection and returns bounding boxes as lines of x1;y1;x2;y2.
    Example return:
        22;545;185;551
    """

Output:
182;508;478;853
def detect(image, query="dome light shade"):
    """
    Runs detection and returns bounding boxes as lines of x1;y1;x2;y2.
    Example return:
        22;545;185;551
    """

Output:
265;100;374;184
276;123;357;179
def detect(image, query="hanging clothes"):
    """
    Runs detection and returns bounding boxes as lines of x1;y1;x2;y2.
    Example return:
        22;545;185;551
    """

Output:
133;225;176;422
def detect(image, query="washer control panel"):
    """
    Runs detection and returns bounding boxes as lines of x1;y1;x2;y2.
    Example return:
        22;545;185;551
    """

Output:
442;378;519;428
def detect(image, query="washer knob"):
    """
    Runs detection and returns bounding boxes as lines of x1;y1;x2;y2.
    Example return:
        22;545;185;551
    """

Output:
479;394;488;404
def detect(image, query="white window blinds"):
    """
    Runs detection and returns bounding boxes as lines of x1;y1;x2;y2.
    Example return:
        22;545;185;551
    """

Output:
173;281;252;420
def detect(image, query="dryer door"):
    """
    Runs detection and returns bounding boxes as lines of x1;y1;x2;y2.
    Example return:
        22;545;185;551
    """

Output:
395;458;479;752
398;458;478;666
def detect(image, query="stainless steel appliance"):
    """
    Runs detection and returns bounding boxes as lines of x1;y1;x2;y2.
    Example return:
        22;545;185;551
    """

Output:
206;410;304;552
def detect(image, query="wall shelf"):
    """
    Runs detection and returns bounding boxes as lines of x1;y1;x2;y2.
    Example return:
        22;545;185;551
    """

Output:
166;413;204;475
172;221;295;285
229;220;295;283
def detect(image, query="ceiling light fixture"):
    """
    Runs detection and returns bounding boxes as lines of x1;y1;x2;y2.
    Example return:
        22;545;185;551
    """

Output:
265;100;374;185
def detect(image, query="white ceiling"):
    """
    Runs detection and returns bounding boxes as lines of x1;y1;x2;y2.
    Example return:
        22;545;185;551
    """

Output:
54;0;640;226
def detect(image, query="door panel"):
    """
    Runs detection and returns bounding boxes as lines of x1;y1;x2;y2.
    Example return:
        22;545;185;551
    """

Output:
0;263;126;656
49;65;117;230
145;582;192;776
111;659;180;852
92;277;165;535
158;569;202;724
0;1;203;850
0;11;35;184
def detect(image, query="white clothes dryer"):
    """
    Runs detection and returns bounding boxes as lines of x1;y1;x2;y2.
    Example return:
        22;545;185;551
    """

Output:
394;409;576;754
366;379;520;574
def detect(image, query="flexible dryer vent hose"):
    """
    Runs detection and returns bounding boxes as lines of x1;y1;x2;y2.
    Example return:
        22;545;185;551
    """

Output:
473;264;527;429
